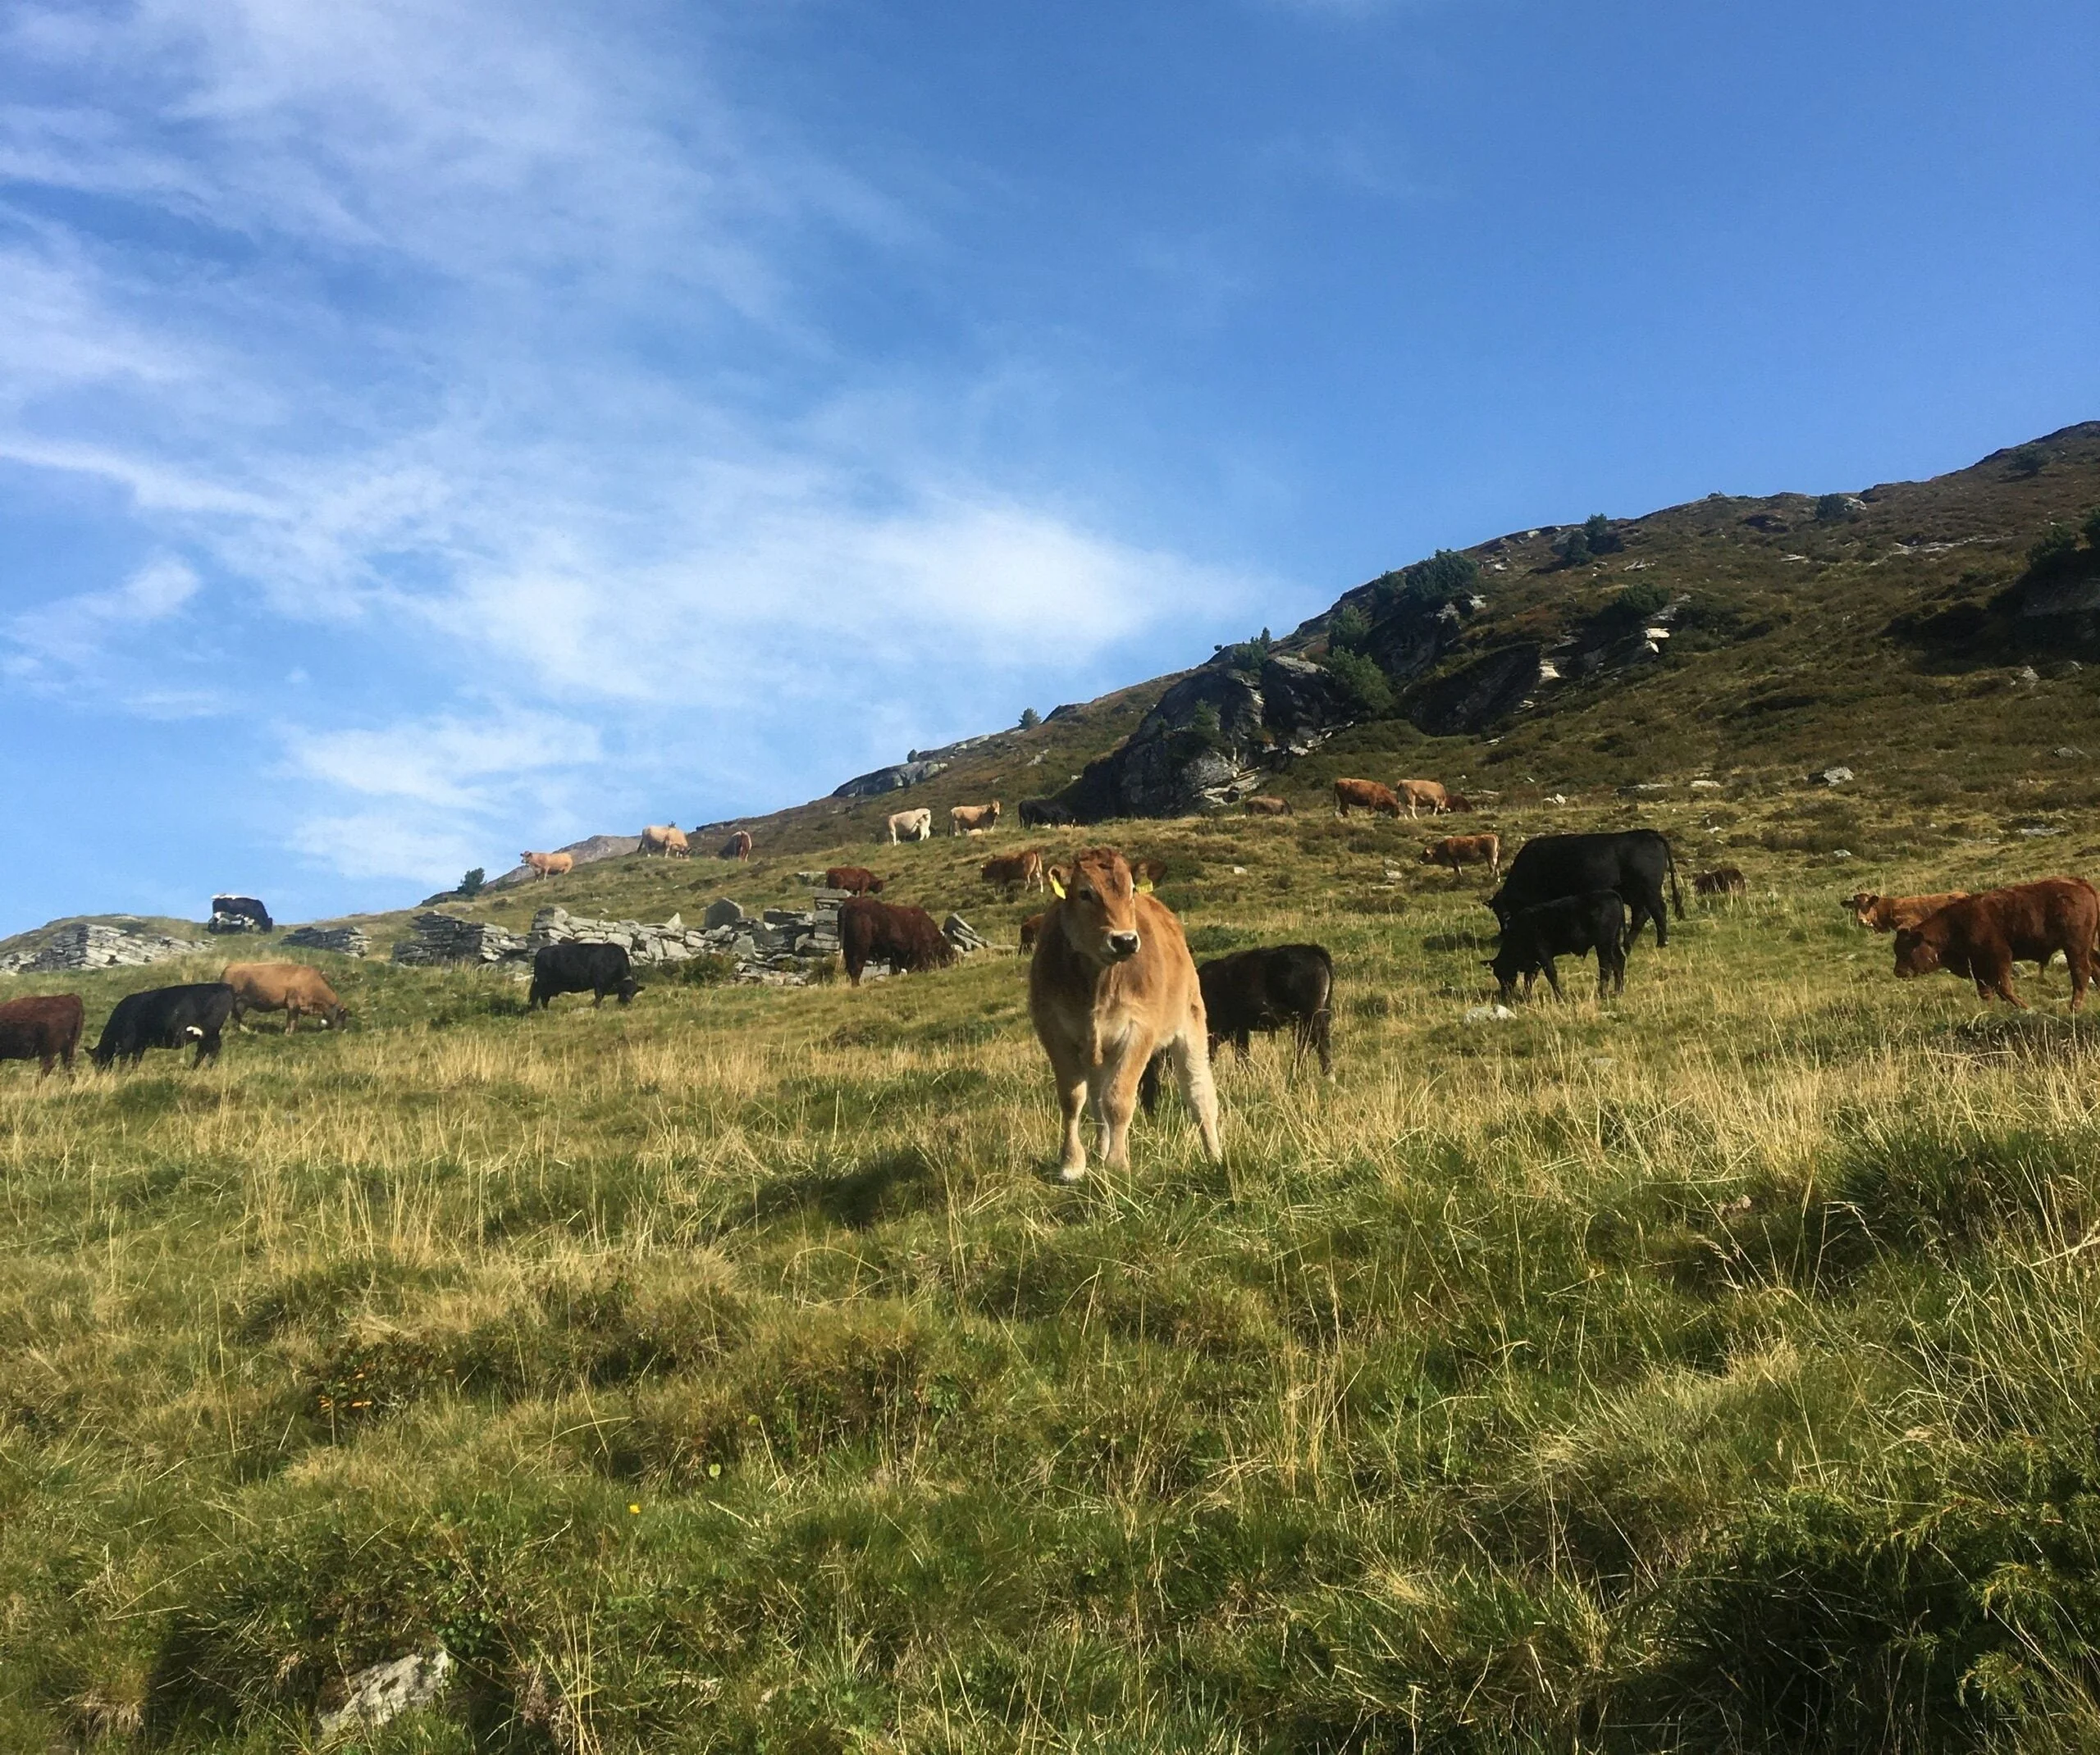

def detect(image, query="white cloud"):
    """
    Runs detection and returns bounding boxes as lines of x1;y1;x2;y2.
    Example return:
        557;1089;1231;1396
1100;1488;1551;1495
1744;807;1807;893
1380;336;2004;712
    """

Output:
286;709;603;810
7;554;199;665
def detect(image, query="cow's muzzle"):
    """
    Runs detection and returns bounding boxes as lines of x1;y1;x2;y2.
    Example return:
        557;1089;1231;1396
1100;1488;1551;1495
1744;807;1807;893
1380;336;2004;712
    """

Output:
1107;932;1140;960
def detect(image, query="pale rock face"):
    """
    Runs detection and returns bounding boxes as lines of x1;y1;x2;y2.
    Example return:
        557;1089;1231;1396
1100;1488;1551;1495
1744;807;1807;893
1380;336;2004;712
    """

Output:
318;1648;453;1737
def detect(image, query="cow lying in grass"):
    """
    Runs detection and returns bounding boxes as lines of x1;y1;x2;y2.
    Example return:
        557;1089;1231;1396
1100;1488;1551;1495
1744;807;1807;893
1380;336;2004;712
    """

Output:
1488;891;1628;1003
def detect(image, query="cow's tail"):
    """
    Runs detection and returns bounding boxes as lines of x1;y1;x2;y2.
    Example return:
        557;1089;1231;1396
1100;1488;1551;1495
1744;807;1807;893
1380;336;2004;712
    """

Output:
1664;836;1684;920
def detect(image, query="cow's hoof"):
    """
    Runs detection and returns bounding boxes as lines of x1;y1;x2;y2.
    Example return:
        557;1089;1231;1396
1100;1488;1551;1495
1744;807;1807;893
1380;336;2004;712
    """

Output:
1057;1165;1088;1183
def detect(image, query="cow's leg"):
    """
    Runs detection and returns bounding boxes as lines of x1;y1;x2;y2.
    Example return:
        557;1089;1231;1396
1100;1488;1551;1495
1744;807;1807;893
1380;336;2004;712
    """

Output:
2070;945;2092;1013
1092;1037;1146;1170
1541;959;1565;1001
1165;1025;1222;1162
1043;1036;1092;1180
1234;1030;1251;1062
284;1005;298;1034
194;1029;221;1069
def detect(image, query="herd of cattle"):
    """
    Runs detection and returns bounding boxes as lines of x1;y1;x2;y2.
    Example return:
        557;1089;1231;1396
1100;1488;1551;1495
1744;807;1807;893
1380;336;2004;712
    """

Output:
5;786;2096;1181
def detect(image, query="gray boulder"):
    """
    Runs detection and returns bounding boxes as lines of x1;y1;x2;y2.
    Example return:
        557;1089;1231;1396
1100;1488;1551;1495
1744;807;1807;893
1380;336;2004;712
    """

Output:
704;898;745;930
832;759;948;800
319;1648;452;1737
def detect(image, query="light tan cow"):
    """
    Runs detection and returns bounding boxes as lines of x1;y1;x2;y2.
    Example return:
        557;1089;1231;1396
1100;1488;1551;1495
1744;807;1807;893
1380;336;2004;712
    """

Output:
1396;779;1451;817
1243;795;1293;817
1847;891;1971;932
1029;847;1221;1180
221;963;347;1032
1421;832;1500;882
522;850;573;879
1334;777;1403;818
887;807;934;843
639;824;689;858
951;800;1002;836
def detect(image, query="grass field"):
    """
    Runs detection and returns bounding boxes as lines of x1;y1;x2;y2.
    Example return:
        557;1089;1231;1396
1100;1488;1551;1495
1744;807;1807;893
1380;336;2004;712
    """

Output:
8;792;2100;1753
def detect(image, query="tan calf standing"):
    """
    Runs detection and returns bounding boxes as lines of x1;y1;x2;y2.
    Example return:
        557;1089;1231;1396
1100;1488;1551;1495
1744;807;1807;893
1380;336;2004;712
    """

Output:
1422;832;1500;882
1029;848;1221;1181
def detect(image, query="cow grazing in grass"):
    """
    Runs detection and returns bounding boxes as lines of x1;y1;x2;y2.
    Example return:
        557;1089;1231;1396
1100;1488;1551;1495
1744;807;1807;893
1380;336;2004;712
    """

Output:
222;963;347;1032
1243;795;1292;817
1892;878;2098;1011
523;850;573;879
529;942;640;1010
1489;891;1628;1003
92;983;236;1069
951;801;1002;836
1490;830;1682;950
1019;799;1075;827
1847;890;1970;932
0;994;84;1076
1019;913;1044;950
1397;779;1452;817
825;866;885;896
887;808;934;844
1422;832;1500;882
1029;847;1220;1180
719;831;753;860
1334;777;1402;818
1190;944;1334;1077
839;898;957;987
639;824;689;858
982;850;1045;895
1695;867;1748;899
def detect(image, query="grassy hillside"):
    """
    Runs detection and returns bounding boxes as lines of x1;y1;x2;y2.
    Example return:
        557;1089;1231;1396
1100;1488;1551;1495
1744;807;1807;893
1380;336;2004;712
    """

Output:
8;781;2100;1750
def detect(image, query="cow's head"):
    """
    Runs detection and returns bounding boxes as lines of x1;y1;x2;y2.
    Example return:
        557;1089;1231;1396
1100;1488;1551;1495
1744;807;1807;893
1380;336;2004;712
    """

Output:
1485;888;1513;927
1419;843;1440;864
1891;924;1943;979
1483;946;1527;1005
1845;891;1879;926
1049;849;1142;965
615;974;641;1004
1445;794;1473;812
868;876;885;893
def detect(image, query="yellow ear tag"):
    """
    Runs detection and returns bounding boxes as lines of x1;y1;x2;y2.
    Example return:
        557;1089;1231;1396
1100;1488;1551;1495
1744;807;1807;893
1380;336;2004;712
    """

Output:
1135;880;1154;895
1049;872;1066;898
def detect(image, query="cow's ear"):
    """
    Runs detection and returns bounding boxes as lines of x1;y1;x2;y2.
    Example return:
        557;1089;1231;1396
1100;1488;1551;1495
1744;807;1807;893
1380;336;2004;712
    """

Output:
1134;878;1154;895
1048;868;1068;898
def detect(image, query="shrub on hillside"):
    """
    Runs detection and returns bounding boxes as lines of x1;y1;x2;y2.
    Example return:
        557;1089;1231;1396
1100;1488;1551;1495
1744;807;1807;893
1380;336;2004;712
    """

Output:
1319;647;1393;718
1325;603;1372;655
1597;578;1670;633
2026;524;2082;578
1375;549;1478;613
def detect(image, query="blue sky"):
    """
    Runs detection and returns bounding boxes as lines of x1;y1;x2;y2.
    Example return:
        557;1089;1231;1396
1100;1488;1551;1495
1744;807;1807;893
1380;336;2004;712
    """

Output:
1;0;2094;933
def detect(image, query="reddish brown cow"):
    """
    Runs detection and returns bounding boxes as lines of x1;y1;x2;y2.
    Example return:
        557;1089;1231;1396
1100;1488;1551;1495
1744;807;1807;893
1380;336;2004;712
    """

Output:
825;866;886;895
1019;912;1045;950
981;850;1046;895
0;994;84;1076
719;831;753;860
838;898;957;987
1694;867;1748;898
1334;777;1402;818
1421;832;1500;882
1243;795;1293;817
1892;878;2099;1011
1848;890;1970;932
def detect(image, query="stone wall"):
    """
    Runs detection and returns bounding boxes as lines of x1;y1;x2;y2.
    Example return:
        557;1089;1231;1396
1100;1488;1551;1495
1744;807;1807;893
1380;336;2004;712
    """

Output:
0;922;208;974
281;925;372;956
390;913;528;966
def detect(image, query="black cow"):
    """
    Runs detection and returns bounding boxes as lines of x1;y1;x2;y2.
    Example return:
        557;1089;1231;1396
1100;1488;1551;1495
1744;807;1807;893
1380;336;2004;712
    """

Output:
1140;943;1334;1110
1018;799;1075;828
1487;829;1682;949
528;942;640;1010
1488;891;1628;1002
91;982;236;1069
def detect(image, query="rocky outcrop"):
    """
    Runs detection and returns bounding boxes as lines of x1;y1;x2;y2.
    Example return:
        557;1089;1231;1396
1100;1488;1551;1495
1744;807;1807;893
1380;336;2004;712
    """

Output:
390;913;527;966
281;924;371;956
833;759;949;800
1408;645;1546;736
0;922;208;974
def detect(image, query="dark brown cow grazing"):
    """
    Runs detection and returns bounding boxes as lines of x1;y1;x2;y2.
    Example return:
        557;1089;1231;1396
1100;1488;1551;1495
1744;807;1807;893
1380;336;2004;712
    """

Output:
719;831;753;860
825;866;885;895
1892;878;2099;1011
0;994;84;1075
1335;777;1402;818
981;850;1045;894
838;897;957;987
1695;867;1748;898
1243;795;1293;817
1422;832;1500;882
1019;913;1044;950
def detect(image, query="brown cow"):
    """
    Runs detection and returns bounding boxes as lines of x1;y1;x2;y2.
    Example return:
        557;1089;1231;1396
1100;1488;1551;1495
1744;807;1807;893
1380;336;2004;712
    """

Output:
1422;832;1500;882
1243;795;1293;817
1892;878;2098;1011
1029;847;1221;1180
981;850;1045;895
1019;913;1045;950
1847;890;1970;932
838;898;957;987
719;831;753;860
951;800;1002;836
1334;777;1402;818
522;850;573;879
640;824;689;858
221;963;349;1032
1694;867;1748;898
1396;779;1451;817
825;866;885;895
0;994;84;1075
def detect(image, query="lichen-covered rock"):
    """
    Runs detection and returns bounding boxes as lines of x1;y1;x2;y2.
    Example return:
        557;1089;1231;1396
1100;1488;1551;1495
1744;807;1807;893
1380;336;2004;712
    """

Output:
318;1648;452;1738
